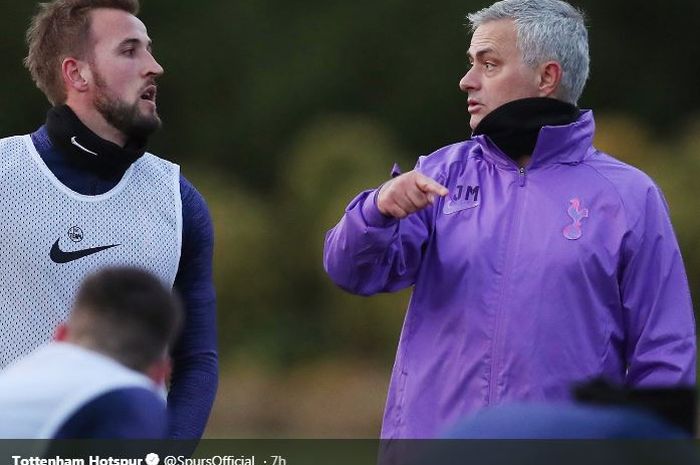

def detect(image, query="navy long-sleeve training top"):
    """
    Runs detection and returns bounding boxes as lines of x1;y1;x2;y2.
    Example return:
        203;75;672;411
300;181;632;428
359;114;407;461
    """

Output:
31;126;218;439
54;387;168;438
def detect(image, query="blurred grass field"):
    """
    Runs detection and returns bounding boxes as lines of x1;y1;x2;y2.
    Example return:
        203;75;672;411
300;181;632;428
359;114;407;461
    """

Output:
205;359;389;438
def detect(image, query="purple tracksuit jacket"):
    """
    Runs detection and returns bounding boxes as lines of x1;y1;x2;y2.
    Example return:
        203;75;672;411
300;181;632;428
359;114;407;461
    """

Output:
323;111;696;439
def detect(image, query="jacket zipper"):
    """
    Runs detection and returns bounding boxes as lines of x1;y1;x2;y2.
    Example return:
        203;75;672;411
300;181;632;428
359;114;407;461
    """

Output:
488;166;527;405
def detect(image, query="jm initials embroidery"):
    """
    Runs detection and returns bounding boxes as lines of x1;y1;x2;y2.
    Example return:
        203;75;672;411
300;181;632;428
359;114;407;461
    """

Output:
443;184;480;215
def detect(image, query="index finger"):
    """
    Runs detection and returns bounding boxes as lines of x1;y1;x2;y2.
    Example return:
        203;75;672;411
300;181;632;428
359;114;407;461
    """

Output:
415;173;449;197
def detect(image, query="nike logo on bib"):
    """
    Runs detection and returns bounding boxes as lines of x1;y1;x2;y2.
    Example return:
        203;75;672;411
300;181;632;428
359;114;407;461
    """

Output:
49;239;120;264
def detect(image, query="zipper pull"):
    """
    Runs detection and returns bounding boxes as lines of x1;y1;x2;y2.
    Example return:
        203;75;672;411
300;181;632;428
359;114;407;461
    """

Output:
519;167;526;187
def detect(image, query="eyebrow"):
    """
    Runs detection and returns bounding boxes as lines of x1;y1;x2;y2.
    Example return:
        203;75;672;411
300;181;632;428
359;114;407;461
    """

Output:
119;37;153;52
467;47;496;61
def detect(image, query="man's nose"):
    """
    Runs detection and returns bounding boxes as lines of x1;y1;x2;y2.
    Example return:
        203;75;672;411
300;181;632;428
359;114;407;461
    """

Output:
459;67;478;93
146;52;164;77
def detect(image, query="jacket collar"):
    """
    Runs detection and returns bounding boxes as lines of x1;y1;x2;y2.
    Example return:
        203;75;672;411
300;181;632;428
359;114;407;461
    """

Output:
471;99;595;170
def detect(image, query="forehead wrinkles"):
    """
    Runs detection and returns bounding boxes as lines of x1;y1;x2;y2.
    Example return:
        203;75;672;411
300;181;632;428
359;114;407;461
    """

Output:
89;9;149;50
469;20;518;58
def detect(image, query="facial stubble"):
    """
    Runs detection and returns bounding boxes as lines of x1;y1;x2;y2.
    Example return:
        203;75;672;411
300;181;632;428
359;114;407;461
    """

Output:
92;68;162;142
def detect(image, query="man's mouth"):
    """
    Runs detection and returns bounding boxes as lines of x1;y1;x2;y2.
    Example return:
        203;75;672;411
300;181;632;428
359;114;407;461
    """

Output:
468;99;482;113
140;85;157;103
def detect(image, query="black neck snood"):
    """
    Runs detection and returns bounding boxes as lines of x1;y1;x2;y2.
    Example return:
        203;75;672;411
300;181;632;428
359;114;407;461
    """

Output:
45;105;147;180
472;97;580;161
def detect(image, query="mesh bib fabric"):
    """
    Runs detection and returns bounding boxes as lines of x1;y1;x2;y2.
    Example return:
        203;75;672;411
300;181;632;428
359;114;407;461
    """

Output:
0;135;182;369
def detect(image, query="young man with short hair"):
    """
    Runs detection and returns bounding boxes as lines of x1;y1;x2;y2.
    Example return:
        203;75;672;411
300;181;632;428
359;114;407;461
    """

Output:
0;0;218;438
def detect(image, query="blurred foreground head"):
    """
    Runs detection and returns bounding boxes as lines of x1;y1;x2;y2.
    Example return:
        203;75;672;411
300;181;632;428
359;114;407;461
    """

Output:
57;267;183;376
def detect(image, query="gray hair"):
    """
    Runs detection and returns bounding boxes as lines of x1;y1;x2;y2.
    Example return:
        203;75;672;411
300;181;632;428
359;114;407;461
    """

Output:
467;0;589;104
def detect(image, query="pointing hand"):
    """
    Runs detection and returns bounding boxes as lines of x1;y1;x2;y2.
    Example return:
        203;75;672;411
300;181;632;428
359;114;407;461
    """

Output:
376;170;448;219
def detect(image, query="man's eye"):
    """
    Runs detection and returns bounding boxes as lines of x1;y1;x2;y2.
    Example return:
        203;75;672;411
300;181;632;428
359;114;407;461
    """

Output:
123;48;135;56
484;62;495;70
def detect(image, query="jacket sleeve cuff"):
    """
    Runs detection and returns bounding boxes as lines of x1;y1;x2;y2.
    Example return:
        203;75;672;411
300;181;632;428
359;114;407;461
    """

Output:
361;187;398;228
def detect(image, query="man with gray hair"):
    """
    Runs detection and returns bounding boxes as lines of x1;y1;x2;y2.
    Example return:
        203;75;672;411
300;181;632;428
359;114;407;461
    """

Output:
324;0;695;438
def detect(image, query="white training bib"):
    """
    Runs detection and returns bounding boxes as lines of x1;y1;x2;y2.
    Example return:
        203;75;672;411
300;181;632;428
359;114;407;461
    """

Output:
0;135;182;369
0;343;160;438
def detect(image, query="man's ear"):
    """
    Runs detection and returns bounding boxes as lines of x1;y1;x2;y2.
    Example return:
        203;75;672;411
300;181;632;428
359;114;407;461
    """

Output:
61;57;91;93
54;322;69;342
146;356;172;385
538;61;562;98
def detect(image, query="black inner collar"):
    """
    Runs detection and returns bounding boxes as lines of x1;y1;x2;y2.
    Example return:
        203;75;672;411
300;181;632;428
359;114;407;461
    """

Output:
472;97;580;161
45;105;147;180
